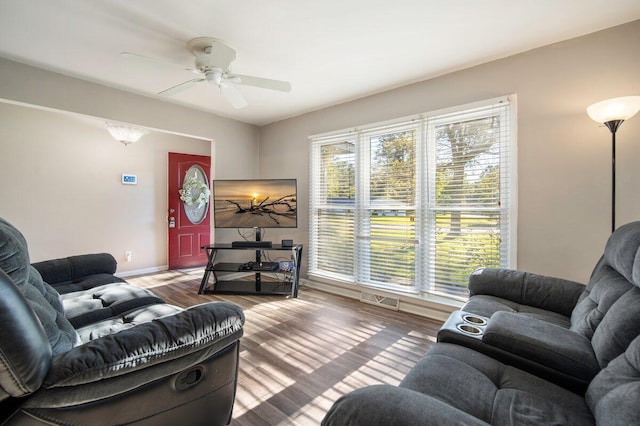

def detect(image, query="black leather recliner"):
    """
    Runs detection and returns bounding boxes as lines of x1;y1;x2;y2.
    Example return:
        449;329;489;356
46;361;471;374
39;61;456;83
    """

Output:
0;217;245;426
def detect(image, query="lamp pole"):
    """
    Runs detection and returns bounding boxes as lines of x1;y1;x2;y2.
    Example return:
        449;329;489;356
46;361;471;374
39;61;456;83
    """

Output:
603;120;623;233
587;96;640;234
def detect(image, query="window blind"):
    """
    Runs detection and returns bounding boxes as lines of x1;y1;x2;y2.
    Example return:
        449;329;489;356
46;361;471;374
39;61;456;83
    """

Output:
424;101;512;298
355;124;419;291
309;137;356;282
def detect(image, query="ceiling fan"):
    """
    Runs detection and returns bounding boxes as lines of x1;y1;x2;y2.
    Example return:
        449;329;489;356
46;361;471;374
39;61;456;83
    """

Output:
122;37;291;109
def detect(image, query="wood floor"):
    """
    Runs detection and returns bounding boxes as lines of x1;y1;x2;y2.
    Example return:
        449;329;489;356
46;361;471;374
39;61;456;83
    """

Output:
127;269;442;425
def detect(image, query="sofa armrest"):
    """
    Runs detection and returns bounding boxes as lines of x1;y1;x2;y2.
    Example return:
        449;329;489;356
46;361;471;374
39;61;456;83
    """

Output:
32;253;118;286
483;311;600;381
43;301;244;388
468;268;585;316
322;385;489;426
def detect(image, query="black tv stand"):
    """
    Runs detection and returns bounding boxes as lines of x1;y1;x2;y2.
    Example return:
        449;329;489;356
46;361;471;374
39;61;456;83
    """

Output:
198;243;303;297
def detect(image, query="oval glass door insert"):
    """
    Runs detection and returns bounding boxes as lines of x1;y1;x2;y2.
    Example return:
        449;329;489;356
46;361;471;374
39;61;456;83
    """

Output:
178;165;210;224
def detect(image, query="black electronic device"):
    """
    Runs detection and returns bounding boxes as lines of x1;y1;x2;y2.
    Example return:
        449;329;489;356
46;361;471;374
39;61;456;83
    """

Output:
232;240;273;248
281;239;293;247
212;179;297;229
237;261;279;271
252;262;280;271
238;262;254;271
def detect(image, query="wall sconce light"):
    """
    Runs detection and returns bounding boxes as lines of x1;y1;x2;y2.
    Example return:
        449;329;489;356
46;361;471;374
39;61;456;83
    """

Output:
105;121;149;146
586;96;640;232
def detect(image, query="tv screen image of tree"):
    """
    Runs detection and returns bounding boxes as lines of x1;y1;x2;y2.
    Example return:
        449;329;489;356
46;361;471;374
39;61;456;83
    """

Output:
213;179;297;228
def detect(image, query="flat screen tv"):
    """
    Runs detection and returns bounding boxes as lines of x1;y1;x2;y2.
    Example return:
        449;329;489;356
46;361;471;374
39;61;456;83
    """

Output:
212;179;297;229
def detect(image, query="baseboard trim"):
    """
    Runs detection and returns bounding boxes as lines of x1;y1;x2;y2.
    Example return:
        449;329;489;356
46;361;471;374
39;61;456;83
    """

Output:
301;278;459;323
116;265;169;278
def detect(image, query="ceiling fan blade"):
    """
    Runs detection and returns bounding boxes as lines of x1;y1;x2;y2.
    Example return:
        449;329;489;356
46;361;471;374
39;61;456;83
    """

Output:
121;52;196;73
228;74;292;92
158;78;204;96
220;84;248;109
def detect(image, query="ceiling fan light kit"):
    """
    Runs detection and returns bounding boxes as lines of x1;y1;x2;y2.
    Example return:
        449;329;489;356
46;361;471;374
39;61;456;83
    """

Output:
130;37;291;109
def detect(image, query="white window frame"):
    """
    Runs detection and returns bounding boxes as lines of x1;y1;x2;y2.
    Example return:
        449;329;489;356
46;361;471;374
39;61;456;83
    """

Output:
309;95;517;302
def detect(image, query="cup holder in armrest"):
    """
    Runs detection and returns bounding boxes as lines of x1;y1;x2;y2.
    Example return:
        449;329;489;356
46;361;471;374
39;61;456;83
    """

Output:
438;311;490;342
462;314;488;326
455;323;483;336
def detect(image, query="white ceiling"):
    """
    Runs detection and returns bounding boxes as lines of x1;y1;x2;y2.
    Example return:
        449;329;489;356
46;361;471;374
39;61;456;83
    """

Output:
1;0;639;126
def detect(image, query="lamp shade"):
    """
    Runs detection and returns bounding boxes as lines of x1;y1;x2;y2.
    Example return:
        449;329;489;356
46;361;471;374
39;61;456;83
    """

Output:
106;122;149;145
586;96;640;124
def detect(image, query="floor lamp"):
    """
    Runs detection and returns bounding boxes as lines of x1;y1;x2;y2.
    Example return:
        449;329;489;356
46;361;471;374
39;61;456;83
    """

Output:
587;96;640;233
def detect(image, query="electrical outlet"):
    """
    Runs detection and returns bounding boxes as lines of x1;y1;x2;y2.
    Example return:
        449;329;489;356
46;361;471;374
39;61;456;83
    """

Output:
125;251;132;262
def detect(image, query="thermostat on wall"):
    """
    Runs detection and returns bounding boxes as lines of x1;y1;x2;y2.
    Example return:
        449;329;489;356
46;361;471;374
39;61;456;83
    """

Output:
122;174;137;185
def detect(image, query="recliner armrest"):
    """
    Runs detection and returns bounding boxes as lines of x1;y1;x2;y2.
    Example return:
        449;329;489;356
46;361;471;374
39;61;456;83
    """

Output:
32;253;118;286
44;301;244;388
483;311;600;381
468;268;585;316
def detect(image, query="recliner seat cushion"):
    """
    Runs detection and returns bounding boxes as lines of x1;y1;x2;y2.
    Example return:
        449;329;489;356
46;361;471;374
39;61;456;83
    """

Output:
75;303;183;342
400;343;594;425
60;282;165;328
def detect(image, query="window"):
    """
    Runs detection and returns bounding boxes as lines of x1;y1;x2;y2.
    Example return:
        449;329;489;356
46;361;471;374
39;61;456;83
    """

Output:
309;96;515;300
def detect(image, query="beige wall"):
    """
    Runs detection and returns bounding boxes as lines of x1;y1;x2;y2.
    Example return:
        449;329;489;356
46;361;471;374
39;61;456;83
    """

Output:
259;20;640;284
0;57;260;272
1;21;639;284
0;103;209;269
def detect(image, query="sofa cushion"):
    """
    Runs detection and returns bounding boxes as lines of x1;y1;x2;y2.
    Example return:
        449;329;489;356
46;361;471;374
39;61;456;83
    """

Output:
32;253;126;294
602;221;640;286
322;384;489;426
49;273;127;294
75;303;184;342
570;264;635;339
60;283;165;329
589;287;640;368
32;253;117;284
569;221;640;342
586;335;640;425
467;268;585;318
0;218;79;355
463;295;571;328
400;343;594;425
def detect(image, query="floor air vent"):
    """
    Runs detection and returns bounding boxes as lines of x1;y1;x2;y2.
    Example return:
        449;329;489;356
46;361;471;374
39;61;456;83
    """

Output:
360;291;399;311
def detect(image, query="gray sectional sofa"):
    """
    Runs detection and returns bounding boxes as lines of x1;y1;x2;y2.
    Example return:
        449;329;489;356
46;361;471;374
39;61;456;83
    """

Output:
0;217;245;426
323;222;640;425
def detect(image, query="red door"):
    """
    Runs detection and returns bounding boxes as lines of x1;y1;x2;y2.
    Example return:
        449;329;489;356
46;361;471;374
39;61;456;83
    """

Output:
168;153;211;269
